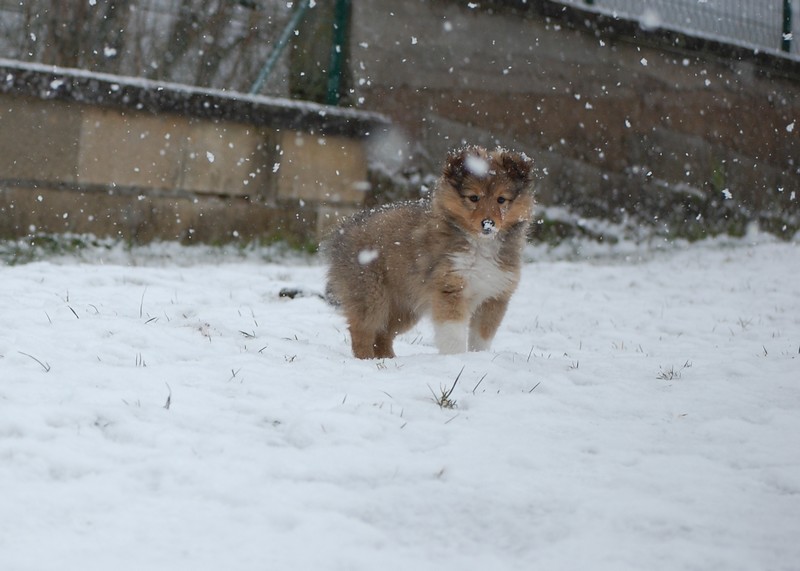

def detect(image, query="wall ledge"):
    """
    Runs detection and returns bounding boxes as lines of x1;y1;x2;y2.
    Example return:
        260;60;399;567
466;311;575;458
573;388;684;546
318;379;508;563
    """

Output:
0;58;390;138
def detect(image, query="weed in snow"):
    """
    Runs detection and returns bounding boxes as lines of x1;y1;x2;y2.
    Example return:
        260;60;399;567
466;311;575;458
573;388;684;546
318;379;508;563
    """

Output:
657;360;692;380
429;367;463;409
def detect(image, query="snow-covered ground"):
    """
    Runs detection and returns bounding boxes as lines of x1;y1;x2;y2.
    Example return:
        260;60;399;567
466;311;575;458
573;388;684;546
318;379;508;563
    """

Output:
1;236;798;571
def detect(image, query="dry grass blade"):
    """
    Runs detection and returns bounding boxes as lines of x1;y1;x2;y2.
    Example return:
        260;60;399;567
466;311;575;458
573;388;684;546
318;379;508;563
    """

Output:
18;351;51;372
139;287;148;319
472;372;487;395
163;383;172;410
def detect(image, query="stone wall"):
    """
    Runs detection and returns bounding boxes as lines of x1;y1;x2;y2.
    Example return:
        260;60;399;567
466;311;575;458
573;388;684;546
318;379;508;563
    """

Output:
0;58;388;244
349;0;800;240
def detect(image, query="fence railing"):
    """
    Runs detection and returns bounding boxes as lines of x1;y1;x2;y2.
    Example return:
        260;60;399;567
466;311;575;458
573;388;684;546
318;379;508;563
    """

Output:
559;0;799;58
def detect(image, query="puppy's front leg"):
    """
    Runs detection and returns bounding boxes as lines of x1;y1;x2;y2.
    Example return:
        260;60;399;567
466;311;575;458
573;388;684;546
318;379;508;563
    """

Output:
432;276;469;354
434;319;469;354
469;296;510;352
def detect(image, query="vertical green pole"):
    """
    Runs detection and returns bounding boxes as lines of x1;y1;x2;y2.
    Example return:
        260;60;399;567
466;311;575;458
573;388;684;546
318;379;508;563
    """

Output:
326;0;350;106
782;0;793;53
250;0;312;95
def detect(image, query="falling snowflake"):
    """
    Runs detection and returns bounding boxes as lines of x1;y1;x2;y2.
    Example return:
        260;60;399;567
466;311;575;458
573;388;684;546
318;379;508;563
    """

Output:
640;9;660;30
465;155;490;177
358;249;379;265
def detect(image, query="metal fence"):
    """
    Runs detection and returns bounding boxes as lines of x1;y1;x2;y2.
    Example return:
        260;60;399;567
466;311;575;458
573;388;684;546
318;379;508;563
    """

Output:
557;0;799;58
0;0;292;95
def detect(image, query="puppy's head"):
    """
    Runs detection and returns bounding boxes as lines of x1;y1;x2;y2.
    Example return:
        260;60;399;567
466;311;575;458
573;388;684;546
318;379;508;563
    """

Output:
435;146;535;238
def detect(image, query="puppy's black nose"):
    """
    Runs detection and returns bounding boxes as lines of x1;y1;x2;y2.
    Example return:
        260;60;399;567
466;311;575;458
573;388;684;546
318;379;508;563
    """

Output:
481;219;496;234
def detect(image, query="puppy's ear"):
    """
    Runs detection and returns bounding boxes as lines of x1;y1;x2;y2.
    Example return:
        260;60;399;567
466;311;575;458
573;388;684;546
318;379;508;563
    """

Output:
500;151;534;185
442;149;468;190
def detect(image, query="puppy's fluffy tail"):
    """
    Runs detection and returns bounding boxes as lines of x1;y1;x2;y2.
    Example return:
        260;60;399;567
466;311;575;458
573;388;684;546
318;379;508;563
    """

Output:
318;235;342;308
323;282;341;307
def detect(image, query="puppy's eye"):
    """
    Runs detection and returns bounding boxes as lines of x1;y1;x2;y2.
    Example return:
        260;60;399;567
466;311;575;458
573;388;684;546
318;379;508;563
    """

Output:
468;195;480;203
497;197;507;204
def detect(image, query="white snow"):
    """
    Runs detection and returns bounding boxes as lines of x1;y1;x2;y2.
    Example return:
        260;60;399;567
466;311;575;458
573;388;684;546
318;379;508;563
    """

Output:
1;238;799;571
555;0;800;62
357;249;379;265
639;8;661;31
465;154;490;177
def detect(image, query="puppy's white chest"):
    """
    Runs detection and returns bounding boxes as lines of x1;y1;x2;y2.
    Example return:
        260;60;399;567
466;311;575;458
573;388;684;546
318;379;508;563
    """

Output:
450;242;516;307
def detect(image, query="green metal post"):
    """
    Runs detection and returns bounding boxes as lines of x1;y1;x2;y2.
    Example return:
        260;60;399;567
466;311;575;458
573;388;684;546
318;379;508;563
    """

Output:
326;0;350;106
250;0;312;95
782;0;793;53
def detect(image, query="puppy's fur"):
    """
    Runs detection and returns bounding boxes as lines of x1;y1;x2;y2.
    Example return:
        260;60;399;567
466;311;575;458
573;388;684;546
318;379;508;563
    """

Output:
323;146;535;359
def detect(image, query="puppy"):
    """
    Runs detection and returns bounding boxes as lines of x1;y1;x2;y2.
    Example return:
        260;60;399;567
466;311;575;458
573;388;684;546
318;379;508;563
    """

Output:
323;146;534;359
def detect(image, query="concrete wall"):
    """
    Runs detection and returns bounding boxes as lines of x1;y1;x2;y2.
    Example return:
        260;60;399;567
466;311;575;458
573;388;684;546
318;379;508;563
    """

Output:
0;59;388;244
349;0;800;239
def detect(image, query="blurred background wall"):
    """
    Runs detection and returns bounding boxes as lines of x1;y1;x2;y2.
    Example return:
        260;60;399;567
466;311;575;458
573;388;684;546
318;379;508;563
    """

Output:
1;0;797;242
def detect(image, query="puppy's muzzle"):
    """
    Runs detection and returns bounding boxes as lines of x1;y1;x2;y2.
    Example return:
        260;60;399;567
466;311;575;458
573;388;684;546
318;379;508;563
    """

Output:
481;218;496;235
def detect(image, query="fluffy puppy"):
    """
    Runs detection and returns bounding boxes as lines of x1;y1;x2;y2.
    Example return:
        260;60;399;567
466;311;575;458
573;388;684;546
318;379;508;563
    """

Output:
323;146;534;359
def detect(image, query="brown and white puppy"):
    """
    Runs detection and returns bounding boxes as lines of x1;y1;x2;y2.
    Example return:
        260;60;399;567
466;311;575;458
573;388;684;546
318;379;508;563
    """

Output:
323;146;535;359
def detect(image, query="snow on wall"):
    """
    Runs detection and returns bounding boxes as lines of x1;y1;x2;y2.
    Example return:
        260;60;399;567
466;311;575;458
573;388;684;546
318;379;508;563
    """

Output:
556;0;800;59
0;58;389;138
